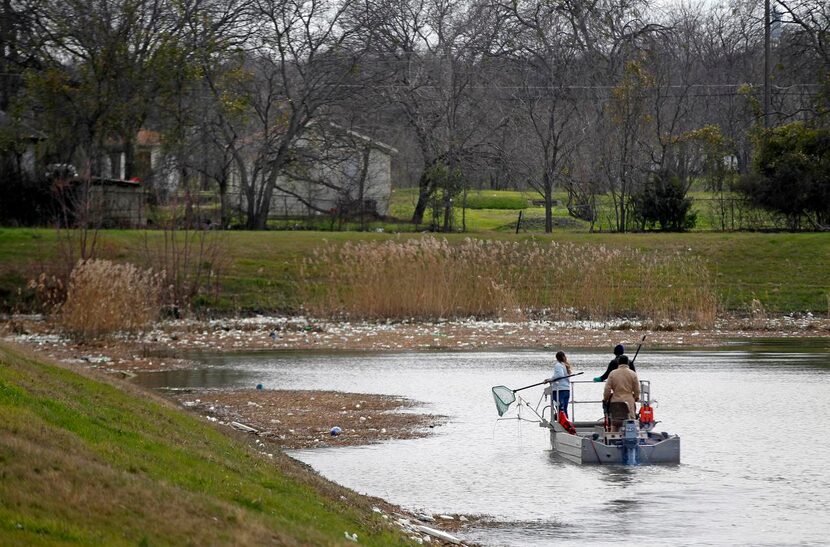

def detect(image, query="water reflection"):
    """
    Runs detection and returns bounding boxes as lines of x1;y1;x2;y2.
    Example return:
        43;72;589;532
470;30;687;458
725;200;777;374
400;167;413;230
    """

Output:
136;367;250;389
597;467;638;488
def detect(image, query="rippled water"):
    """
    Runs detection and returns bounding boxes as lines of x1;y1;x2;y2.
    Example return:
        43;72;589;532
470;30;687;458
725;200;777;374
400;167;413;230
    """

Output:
135;340;830;546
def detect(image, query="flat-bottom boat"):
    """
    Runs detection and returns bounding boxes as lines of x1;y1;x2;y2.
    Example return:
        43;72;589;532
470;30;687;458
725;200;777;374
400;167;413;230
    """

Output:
492;378;680;465
545;380;680;464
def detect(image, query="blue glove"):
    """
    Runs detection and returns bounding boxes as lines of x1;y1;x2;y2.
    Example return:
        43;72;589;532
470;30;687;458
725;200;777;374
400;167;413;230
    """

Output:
593;376;602;382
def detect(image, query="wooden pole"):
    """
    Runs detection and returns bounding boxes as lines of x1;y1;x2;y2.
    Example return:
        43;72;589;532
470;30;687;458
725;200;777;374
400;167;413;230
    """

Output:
764;0;771;127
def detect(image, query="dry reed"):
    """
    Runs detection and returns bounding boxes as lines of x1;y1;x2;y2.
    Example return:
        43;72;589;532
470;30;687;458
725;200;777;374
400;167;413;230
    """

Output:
60;259;163;340
300;237;718;326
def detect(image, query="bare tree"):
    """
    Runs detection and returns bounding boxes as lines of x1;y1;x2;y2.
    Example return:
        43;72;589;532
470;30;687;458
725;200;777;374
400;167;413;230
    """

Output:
201;0;370;229
491;0;585;233
351;0;500;226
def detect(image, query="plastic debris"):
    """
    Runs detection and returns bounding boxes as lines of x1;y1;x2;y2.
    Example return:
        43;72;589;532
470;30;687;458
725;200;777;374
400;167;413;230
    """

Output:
413;525;461;545
230;421;258;433
330;426;342;436
344;531;358;542
256;383;263;390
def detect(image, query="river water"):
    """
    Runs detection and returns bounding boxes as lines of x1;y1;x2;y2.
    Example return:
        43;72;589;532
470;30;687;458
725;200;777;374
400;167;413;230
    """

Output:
135;339;830;546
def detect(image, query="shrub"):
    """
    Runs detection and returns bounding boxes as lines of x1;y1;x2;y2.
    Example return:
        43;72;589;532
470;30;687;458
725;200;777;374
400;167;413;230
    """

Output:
463;192;528;210
60;259;163;340
631;173;697;231
140;225;227;315
0;172;54;226
738;122;830;230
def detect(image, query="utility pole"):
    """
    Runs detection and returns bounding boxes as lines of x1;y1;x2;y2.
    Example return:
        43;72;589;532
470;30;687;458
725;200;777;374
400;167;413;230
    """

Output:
764;0;771;127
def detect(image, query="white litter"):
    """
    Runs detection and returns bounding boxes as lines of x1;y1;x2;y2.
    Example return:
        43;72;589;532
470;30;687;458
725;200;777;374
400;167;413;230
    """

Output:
414;525;462;545
230;421;258;433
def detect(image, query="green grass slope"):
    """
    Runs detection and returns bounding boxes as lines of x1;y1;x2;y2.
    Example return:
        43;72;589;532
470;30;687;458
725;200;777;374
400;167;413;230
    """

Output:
0;343;407;546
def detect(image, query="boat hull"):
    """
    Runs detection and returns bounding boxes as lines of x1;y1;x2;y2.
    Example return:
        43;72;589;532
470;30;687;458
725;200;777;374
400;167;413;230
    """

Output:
550;428;680;465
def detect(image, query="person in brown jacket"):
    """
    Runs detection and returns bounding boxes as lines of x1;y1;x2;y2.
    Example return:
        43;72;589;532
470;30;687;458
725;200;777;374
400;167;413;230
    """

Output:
602;355;640;431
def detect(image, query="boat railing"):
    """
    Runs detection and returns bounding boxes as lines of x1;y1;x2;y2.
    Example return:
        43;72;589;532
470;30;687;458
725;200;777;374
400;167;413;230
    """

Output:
546;379;652;423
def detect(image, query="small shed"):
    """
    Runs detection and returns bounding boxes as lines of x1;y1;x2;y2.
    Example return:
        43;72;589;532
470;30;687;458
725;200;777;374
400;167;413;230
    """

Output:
54;176;148;228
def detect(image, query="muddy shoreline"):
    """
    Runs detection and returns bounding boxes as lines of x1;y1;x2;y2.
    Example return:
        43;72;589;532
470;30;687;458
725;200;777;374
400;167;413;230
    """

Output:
4;313;828;374
169;388;446;450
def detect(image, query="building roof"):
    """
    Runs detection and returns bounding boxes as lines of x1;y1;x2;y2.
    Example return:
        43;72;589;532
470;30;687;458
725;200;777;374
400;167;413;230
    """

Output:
137;129;162;146
334;124;398;155
237;121;398;156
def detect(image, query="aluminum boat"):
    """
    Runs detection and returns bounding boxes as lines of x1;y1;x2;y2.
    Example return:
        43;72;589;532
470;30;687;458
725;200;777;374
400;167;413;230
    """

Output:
544;380;680;465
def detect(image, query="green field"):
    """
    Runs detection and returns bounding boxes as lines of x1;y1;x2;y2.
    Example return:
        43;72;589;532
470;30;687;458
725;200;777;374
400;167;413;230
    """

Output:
0;228;827;314
388;188;783;233
154;187;782;234
0;342;409;545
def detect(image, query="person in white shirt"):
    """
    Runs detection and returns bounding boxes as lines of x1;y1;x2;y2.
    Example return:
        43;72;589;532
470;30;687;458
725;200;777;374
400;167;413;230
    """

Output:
550;351;573;418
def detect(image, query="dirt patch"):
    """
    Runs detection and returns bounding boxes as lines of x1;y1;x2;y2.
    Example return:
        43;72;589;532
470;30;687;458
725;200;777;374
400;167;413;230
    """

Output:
171;388;446;450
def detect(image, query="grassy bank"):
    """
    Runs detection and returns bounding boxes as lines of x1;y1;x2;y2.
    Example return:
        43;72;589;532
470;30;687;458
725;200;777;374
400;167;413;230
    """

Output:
0;228;828;315
0;342;407;545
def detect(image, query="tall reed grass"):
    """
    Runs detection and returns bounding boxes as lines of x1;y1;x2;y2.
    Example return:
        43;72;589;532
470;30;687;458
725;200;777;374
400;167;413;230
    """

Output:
60;259;163;340
301;237;718;325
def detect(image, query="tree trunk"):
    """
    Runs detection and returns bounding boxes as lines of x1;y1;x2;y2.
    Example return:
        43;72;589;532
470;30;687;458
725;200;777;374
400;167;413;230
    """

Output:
544;173;553;233
619;187;627;233
219;175;229;229
411;170;432;225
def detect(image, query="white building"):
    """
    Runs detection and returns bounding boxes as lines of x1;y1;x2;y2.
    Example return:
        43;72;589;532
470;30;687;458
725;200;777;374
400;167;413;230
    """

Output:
229;124;397;218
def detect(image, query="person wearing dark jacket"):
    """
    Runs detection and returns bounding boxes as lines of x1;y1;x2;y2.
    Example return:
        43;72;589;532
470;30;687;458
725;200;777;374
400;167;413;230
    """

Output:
593;344;635;382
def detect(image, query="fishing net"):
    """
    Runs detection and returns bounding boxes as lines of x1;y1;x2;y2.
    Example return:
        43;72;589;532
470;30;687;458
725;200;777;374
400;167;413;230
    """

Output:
492;385;516;416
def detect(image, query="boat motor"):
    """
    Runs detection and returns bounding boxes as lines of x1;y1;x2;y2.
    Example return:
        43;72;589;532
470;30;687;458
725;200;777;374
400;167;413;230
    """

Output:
622;419;639;465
